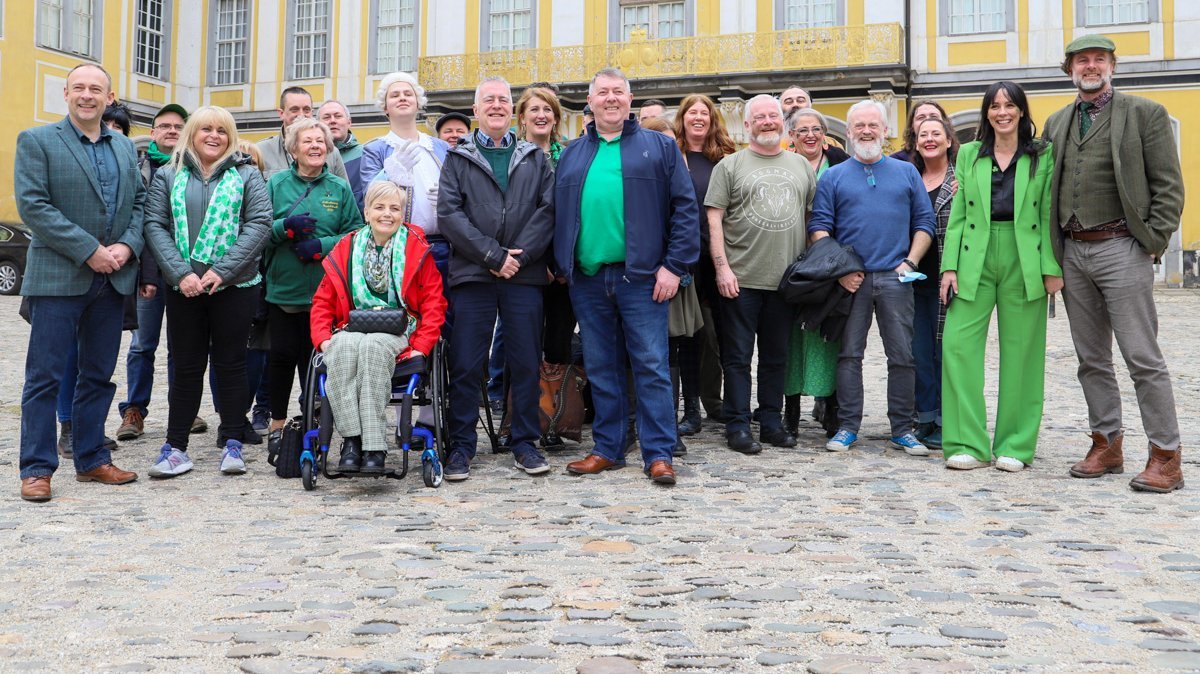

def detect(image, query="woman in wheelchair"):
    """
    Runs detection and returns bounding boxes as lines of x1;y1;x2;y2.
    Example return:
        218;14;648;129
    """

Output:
309;181;446;472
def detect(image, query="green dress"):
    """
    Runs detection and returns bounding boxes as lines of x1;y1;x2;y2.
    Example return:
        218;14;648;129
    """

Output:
785;155;839;398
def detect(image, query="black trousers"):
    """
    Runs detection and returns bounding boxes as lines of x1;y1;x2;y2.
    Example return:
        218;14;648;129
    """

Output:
164;285;257;449
543;281;576;365
718;288;793;435
266;304;313;421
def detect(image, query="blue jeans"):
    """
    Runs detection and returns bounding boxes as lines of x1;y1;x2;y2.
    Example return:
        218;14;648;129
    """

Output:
119;282;170;417
56;345;78;423
447;282;543;458
571;266;675;466
912;287;942;425
20;275;125;478
836;271;916;437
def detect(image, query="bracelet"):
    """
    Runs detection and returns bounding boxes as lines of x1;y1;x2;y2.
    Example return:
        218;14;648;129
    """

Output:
902;258;918;270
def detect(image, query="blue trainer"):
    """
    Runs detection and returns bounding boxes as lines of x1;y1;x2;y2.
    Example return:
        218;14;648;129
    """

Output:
444;449;471;482
513;448;551;475
890;433;930;456
825;429;857;452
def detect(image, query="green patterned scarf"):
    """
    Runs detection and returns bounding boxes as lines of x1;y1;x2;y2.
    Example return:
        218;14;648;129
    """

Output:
350;226;413;335
171;165;258;288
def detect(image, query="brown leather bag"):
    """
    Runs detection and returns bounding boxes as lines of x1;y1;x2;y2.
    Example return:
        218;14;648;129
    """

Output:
501;361;588;441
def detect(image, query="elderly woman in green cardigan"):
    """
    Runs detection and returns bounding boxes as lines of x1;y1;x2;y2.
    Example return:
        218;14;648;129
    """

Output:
940;81;1063;472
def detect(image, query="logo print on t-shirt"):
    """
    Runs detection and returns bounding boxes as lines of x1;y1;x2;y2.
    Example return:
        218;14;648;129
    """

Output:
743;166;800;231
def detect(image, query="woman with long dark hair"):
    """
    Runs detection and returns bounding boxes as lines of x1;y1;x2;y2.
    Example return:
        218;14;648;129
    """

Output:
940;81;1063;471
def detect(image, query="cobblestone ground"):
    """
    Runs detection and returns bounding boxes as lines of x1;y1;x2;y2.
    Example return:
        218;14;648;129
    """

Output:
0;291;1197;674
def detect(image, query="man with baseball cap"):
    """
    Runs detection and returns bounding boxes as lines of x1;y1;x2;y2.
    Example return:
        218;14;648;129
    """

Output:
436;112;471;147
1044;34;1186;492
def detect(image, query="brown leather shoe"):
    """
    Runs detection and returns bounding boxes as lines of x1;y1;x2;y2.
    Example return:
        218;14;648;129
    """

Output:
20;475;52;502
647;460;676;485
1069;431;1124;478
116;407;145;441
1130;445;1185;493
75;463;138;485
566;454;623;475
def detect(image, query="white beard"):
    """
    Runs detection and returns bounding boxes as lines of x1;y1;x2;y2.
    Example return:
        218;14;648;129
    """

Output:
852;136;884;163
1072;72;1111;93
753;131;782;147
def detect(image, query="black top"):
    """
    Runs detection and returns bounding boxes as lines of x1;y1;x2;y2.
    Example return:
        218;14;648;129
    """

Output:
686;151;718;247
990;155;1019;220
914;187;941;289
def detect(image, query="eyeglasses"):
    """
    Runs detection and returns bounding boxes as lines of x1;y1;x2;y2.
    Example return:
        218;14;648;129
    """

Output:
154;123;184;131
863;165;876;188
791;127;823;136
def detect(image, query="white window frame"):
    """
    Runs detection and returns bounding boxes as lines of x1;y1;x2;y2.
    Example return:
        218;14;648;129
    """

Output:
609;0;694;41
775;0;842;30
134;0;171;80
37;0;103;58
370;0;418;73
480;0;534;52
941;0;1014;36
209;0;251;86
287;0;331;80
1078;0;1155;26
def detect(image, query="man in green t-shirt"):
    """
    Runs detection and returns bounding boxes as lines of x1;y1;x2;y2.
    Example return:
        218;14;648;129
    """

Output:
705;94;816;454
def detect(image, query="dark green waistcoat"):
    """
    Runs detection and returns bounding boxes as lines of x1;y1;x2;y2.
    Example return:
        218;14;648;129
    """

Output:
1057;105;1126;228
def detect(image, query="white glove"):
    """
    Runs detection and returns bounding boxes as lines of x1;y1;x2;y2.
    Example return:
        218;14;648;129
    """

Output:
394;140;423;171
426;183;439;206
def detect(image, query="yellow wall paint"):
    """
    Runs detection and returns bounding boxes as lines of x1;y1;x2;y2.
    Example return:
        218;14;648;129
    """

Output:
1164;0;1174;59
848;0;864;28
137;80;167;103
420;0;430;57
305;84;326;101
926;0;938;71
756;0;773;34
1110;31;1151;56
465;0;481;54
1018;0;1028;65
697;0;717;36
211;90;245;108
540;0;553;48
584;0;606;44
947;40;1008;66
1062;0;1074;49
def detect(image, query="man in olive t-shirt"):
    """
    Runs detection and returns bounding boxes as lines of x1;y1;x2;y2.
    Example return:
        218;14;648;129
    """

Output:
705;94;816;455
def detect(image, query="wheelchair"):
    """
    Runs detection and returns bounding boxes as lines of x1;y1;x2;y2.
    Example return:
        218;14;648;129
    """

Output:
297;340;499;491
298;341;449;490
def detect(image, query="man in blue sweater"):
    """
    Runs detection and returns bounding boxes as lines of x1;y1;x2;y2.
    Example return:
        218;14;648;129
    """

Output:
807;100;936;456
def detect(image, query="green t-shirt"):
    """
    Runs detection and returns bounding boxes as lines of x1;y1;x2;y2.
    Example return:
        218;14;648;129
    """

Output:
704;148;816;291
576;135;625;276
479;142;516;193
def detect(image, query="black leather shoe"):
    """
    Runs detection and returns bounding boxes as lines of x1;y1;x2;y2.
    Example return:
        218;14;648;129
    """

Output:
540;433;566;451
727;429;762;454
361;451;386;474
677;397;702;436
672;435;687;457
761;428;797;448
338;436;363;472
495;433;512;454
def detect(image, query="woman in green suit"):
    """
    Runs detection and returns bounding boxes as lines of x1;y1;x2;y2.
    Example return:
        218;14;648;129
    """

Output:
940;81;1064;472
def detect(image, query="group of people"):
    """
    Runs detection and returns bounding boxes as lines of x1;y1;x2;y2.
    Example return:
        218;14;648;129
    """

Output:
15;32;1185;503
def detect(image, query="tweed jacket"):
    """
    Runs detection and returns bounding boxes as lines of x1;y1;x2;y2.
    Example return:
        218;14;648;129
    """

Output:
1044;89;1184;260
942;141;1062;303
14;117;146;296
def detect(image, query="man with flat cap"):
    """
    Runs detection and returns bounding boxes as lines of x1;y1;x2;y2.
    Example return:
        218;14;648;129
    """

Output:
436;112;471;147
1044;34;1186;493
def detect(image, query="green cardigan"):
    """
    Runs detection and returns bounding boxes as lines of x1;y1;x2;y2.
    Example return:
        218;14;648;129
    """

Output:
941;141;1062;303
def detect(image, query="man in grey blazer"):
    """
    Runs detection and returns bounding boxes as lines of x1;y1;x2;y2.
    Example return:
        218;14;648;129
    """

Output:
1044;35;1186;493
15;63;145;502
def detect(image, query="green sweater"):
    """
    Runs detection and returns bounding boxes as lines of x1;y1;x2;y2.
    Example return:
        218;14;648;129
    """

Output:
265;166;362;307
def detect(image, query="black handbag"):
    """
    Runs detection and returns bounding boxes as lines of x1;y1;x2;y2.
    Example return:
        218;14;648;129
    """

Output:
267;417;304;479
345;307;409;335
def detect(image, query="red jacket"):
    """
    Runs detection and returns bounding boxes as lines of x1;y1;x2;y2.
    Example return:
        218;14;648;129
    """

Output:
310;225;446;361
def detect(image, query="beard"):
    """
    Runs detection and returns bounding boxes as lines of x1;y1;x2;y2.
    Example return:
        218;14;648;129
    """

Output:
753;131;782;147
851;136;884;162
1072;71;1112;93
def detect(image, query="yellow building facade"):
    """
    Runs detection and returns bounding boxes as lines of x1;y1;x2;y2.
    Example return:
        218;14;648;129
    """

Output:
1;0;1196;280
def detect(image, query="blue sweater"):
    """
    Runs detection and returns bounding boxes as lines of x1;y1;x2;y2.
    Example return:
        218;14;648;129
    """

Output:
807;156;936;272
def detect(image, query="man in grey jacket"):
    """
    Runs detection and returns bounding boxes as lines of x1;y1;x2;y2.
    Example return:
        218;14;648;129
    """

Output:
256;86;348;181
437;76;555;482
15;63;145;501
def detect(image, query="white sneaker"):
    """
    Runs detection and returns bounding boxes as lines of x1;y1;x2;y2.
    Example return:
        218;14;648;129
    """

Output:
946;454;988;470
995;456;1025;472
148;444;193;477
220;440;247;475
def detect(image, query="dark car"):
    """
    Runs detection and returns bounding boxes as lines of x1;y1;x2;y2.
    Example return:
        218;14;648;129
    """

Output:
0;223;31;295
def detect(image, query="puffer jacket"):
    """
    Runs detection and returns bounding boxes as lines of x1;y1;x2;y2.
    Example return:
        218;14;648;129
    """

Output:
437;131;555;288
778;235;865;342
144;152;272;287
309;226;446;361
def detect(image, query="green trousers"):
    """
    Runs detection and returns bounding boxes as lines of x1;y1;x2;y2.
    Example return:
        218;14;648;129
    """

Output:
942;222;1047;465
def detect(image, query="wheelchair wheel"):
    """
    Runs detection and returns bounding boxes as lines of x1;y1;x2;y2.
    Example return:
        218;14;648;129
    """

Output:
422;453;443;488
301;459;316;491
431;342;450;462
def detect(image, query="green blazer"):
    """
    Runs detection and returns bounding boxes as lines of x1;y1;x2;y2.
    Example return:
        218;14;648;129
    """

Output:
941;141;1061;303
1044;90;1184;260
14;117;145;296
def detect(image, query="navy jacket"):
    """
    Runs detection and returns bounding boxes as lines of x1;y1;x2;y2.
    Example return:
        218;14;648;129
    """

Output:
553;116;699;282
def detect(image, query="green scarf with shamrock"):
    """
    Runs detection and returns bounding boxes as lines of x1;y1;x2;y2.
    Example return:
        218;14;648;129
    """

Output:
349;226;413;336
171;165;258;288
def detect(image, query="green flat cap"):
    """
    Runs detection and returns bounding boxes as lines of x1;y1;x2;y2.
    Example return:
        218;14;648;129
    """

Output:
1065;34;1116;56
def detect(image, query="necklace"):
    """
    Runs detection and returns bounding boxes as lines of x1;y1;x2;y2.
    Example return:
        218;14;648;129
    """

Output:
363;239;393;294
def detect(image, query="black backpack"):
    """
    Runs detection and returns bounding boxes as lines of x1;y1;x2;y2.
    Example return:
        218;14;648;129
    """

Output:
267;417;305;478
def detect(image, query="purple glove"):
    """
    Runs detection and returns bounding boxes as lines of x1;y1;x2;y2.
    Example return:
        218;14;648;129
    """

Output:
293;238;323;262
283;213;317;240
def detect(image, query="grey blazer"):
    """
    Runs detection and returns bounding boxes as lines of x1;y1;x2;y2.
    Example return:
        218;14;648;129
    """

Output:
14;117;146;296
1044;89;1185;260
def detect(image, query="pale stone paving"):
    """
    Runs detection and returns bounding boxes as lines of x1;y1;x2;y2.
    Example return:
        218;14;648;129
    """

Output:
0;292;1197;673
